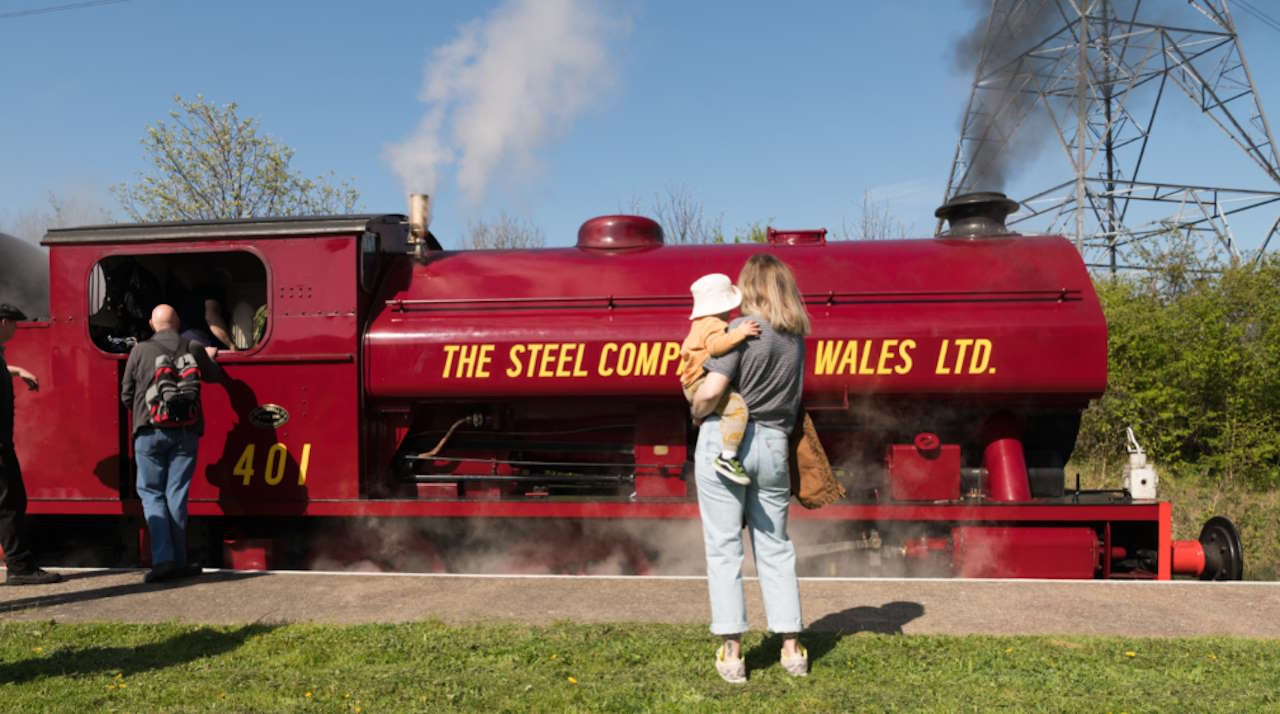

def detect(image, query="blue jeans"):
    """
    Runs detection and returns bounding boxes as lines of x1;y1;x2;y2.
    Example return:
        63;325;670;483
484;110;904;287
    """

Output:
135;427;199;566
696;418;803;636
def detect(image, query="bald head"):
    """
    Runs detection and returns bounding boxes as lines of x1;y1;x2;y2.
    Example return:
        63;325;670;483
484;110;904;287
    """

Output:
150;304;180;332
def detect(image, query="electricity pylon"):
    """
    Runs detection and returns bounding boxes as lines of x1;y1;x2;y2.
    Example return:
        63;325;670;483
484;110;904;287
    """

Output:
941;0;1280;271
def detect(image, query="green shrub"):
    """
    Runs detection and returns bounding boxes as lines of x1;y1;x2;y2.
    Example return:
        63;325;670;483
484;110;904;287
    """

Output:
1076;255;1280;489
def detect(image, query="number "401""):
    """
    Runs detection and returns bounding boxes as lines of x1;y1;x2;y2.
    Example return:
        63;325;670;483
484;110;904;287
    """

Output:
234;443;312;486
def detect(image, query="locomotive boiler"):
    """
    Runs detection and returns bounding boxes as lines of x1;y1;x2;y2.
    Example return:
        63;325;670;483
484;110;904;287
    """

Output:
4;192;1243;579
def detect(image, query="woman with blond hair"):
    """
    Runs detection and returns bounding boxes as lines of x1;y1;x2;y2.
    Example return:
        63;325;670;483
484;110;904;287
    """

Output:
690;253;811;682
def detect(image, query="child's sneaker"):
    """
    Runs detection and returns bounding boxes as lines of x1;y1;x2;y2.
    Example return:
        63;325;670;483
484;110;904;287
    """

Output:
715;644;746;683
714;455;751;485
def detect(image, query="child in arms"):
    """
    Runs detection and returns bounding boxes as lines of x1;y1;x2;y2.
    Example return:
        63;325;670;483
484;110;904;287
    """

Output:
680;273;759;485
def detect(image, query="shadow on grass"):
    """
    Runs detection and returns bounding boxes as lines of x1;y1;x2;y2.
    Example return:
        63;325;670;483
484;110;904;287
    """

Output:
0;571;265;615
744;600;925;671
0;622;273;683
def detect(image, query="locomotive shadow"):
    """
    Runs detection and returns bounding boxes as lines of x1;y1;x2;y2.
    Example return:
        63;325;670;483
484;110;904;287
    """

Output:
0;570;266;617
744;600;925;670
0;621;273;684
92;454;123;492
206;377;308;519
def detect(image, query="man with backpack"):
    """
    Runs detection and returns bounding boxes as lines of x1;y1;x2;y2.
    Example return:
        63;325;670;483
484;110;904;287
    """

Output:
121;304;222;583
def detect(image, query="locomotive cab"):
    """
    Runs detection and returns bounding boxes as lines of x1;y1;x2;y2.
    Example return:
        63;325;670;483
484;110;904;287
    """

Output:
16;215;413;522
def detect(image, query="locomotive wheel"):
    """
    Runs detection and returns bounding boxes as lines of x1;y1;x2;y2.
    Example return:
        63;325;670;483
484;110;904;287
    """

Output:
1198;516;1244;581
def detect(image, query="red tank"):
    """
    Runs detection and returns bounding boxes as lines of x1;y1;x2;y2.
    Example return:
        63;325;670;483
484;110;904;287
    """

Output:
364;223;1107;402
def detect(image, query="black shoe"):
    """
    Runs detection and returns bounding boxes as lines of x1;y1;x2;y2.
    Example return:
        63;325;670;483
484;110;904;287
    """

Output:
5;568;65;586
177;563;203;578
144;562;179;583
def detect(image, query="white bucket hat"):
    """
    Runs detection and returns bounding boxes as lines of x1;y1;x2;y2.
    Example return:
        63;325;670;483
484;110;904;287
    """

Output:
689;273;742;320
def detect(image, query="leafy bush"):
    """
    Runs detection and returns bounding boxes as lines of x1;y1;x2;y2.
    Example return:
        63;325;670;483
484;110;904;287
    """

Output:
1076;255;1280;489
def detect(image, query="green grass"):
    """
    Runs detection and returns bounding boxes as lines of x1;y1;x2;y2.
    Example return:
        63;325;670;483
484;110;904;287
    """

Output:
1069;460;1280;580
2;622;1278;712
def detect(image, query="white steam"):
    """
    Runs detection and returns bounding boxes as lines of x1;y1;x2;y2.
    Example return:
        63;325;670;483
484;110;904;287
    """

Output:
386;0;621;205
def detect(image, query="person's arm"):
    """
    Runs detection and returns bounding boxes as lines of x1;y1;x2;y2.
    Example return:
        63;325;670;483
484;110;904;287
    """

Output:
704;319;760;357
190;340;224;383
120;350;138;407
691;371;731;420
7;365;38;392
205;299;236;350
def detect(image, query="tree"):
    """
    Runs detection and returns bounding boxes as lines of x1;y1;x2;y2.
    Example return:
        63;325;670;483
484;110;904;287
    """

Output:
719;220;769;245
465;212;545;249
841;191;912;241
623;185;769;244
114;95;360;221
1076;254;1280;489
651;184;723;245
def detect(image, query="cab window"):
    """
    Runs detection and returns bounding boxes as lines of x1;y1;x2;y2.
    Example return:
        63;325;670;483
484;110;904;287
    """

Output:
89;251;268;354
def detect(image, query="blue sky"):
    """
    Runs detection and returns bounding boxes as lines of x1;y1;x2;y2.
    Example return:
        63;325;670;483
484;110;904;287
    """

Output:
3;0;1280;252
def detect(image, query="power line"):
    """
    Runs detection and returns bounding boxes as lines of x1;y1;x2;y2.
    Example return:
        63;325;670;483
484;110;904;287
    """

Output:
1235;0;1280;35
0;0;128;20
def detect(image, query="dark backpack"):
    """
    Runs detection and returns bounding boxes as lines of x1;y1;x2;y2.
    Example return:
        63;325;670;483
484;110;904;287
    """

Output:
144;344;201;427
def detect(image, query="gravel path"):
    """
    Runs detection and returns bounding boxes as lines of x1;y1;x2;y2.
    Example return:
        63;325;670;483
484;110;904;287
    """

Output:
3;569;1279;638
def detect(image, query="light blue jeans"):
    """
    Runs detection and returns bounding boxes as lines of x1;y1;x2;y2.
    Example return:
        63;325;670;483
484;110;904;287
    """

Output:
696;418;803;635
135;427;199;567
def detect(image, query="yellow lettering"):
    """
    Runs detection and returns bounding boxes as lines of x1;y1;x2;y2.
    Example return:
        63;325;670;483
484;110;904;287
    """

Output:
858;339;875;375
617;342;637;377
876;339;899;375
554;343;573;377
936;339;951;375
895;339;916;375
264;443;288;486
599;343;618;376
636;342;662;376
442;344;460;378
456;344;479;377
660;341;681;376
953;339;973;375
572;343;588;377
235;444;256;486
970;338;992;374
525;343;545;377
506;344;526;378
538;343;559;378
476;344;494;378
815;340;841;376
837;341;858;375
298;443;311;486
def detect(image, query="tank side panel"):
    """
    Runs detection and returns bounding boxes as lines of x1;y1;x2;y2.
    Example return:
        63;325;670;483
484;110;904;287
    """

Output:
365;237;1106;403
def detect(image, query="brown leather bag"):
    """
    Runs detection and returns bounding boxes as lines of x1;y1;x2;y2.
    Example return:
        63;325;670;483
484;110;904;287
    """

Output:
788;411;846;509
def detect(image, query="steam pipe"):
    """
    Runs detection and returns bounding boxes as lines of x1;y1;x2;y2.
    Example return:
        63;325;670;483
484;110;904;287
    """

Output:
981;412;1032;502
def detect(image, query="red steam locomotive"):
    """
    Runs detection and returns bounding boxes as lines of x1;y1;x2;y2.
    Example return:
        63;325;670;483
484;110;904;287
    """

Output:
5;192;1243;579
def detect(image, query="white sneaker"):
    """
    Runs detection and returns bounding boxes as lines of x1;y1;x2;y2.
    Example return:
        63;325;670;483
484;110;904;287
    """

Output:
715;644;746;683
780;644;808;676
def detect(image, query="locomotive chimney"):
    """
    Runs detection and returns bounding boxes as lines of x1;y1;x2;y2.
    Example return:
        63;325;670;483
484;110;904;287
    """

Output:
409;193;431;238
934;191;1020;238
408;193;431;260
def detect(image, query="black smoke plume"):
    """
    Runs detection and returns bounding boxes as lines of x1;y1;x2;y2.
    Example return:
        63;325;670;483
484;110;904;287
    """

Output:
0;233;49;319
952;0;1058;190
